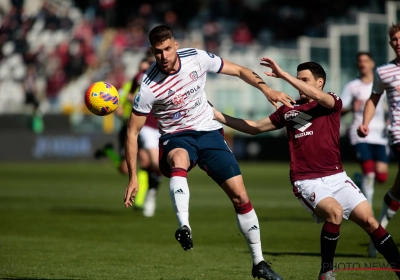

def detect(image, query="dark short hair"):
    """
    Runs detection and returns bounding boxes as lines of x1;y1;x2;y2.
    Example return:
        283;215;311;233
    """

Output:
297;62;326;89
356;51;373;60
149;25;174;46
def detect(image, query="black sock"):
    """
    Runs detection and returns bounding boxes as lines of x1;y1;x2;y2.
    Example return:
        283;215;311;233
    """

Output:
148;171;161;191
369;225;400;278
320;222;340;274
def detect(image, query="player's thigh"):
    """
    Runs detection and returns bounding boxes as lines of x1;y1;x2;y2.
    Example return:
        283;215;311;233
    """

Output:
349;200;378;233
159;135;198;177
331;173;367;220
294;178;334;223
354;143;373;162
198;129;241;186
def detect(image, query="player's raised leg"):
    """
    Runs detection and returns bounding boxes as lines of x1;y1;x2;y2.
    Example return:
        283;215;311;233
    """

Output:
350;200;400;278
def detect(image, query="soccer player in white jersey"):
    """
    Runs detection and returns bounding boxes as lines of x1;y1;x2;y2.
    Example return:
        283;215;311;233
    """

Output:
341;52;389;210
359;22;400;245
213;59;400;280
123;25;294;280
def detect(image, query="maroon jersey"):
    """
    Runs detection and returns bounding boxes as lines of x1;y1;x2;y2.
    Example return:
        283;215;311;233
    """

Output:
269;92;343;182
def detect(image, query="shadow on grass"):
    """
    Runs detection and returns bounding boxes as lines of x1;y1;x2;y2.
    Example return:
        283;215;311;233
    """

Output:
262;251;367;258
50;207;124;216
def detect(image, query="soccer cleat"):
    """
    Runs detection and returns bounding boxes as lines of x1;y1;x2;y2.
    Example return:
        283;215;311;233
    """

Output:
175;225;193;251
318;271;336;280
367;239;377;258
252;260;283;280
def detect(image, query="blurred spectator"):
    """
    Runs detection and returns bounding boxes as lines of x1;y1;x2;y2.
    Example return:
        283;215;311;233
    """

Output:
24;63;43;133
202;18;221;54
231;21;253;50
46;65;67;109
164;10;184;40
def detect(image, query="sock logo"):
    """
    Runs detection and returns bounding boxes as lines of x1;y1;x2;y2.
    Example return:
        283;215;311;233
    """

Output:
380;234;391;245
248;225;258;232
323;235;339;241
174;189;185;194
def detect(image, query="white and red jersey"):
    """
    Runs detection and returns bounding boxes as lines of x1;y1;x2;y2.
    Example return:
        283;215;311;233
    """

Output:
133;48;223;135
269;92;343;183
341;78;387;145
373;60;400;145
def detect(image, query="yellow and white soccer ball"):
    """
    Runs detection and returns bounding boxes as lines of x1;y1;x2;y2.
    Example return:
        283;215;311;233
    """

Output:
85;81;119;116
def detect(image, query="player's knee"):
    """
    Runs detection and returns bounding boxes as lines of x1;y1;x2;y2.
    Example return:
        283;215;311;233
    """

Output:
167;149;190;169
363;215;379;233
327;206;343;224
375;172;388;183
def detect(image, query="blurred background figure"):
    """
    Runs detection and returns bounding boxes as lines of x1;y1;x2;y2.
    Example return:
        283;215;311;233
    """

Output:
341;52;389;208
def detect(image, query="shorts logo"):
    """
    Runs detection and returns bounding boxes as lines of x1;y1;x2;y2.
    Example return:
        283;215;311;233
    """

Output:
308;192;316;202
189;71;198;81
163;140;169;145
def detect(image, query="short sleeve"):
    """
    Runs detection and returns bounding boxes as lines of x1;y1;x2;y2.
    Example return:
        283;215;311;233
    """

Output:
132;83;155;116
197;49;224;73
269;108;285;129
372;69;385;95
327;92;342;112
340;83;353;109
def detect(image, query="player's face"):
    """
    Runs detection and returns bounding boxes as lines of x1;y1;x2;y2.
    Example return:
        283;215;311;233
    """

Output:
390;31;400;58
297;70;322;101
151;38;179;73
357;55;374;76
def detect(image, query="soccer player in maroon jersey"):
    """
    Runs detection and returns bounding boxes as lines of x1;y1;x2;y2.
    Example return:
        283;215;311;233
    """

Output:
358;22;400;248
213;59;400;280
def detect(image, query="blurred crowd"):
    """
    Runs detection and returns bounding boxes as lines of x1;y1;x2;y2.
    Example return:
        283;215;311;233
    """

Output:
0;0;382;122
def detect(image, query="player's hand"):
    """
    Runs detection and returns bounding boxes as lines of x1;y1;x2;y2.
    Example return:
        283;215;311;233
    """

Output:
124;181;139;208
357;125;369;138
260;57;286;79
264;88;295;109
212;106;221;121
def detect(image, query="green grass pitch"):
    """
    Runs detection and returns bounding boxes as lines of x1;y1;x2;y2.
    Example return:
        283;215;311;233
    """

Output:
0;161;399;280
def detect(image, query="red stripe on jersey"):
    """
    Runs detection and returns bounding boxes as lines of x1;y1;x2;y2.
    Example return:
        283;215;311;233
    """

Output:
379;65;399;75
152;75;179;92
234;201;253;214
155;78;182;97
174;71;207;94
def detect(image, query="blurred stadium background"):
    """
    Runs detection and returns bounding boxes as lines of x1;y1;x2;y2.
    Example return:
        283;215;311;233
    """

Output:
0;0;399;161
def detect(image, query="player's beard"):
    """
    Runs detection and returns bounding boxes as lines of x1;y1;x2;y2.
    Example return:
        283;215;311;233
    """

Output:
159;55;178;73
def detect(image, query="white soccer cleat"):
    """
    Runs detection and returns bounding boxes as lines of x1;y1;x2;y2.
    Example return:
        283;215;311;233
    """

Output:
143;188;157;217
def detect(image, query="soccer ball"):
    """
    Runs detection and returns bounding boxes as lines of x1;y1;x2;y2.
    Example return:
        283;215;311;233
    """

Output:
85;81;119;116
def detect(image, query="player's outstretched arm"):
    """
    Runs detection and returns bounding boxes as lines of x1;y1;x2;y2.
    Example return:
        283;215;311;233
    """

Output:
261;57;336;109
213;107;277;135
124;112;147;207
358;93;381;137
220;59;295;109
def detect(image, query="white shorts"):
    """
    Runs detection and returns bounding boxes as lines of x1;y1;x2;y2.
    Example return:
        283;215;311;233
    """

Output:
293;171;367;223
139;126;160;150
